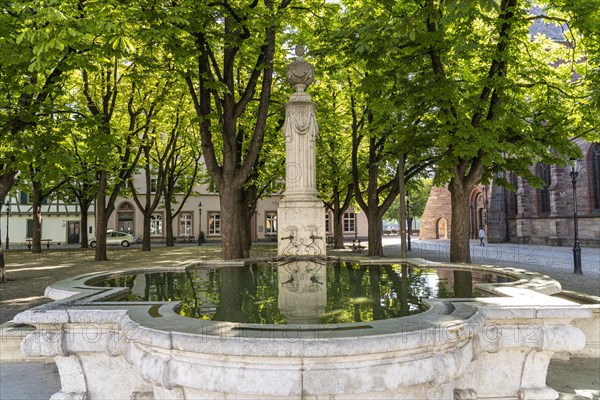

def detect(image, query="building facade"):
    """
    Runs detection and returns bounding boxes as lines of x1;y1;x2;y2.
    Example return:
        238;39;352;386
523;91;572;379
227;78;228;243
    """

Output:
0;177;368;247
420;141;600;247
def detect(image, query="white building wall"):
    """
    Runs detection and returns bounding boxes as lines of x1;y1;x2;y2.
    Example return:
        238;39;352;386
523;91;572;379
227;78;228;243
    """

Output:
0;199;95;246
2;177;369;246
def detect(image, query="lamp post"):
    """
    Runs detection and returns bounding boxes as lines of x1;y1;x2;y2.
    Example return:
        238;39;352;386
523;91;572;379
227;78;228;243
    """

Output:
198;201;203;246
406;190;412;251
569;159;582;274
5;201;10;250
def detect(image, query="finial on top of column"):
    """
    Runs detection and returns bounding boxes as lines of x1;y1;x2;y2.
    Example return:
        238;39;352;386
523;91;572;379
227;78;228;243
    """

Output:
295;45;306;58
286;45;314;93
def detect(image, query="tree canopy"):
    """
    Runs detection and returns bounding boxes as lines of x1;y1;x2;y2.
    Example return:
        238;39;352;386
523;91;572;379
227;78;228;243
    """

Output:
1;0;597;266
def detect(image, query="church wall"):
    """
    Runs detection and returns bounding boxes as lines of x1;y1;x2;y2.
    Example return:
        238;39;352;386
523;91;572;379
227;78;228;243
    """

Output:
420;141;600;247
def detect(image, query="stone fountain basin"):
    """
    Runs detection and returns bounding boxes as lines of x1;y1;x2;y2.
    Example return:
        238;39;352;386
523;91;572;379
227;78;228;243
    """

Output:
14;258;592;400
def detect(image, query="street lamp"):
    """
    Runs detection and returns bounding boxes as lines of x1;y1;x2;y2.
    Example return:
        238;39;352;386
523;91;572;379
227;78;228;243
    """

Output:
406;190;411;251
568;159;582;274
198;201;203;246
5;201;10;250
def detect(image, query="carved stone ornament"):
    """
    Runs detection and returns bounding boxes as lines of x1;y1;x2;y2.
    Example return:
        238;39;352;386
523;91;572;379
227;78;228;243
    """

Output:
285;46;315;92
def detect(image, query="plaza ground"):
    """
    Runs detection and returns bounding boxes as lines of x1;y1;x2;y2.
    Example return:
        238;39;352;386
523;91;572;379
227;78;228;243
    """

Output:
0;238;598;399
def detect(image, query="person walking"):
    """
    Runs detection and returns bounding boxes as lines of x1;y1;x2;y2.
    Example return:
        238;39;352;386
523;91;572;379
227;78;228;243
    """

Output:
479;227;486;247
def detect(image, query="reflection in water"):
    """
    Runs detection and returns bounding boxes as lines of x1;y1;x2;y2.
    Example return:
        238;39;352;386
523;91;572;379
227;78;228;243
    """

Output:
93;262;511;325
278;260;326;324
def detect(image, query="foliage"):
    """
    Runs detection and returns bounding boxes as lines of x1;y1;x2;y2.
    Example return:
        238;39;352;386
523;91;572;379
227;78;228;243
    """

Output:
384;177;433;223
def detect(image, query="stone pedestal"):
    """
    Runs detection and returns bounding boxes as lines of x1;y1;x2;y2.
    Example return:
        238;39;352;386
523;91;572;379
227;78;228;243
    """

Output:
278;198;326;256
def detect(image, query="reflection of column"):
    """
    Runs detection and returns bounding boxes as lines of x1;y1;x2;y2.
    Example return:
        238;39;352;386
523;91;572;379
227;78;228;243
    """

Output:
277;260;327;324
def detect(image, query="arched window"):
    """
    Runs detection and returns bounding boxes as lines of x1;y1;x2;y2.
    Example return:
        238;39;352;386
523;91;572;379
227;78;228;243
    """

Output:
537;164;551;215
592;144;600;211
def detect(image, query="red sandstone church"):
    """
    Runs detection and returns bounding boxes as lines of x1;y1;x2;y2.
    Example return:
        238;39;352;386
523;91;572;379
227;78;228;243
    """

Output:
420;141;600;248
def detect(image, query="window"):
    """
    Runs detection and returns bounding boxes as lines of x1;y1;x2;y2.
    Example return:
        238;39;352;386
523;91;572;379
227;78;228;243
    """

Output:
20;191;29;204
325;214;330;233
537;164;551;214
592;144;600;211
26;219;34;238
150;214;163;236
179;213;193;236
118;203;134;234
208;213;221;235
265;212;277;234
343;211;355;233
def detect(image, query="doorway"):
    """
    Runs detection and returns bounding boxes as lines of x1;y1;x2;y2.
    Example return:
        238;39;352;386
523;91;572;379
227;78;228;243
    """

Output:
67;221;80;244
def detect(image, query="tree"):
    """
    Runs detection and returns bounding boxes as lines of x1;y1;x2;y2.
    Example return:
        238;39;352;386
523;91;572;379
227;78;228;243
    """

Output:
313;72;355;249
0;0;140;264
80;63;159;260
127;78;178;252
62;131;100;249
175;0;297;259
338;0;595;262
384;177;433;228
414;0;593;262
1;0;98;275
155;96;201;248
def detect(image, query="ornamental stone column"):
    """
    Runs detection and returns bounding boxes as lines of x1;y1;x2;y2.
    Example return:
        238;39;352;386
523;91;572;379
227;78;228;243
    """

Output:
277;47;326;257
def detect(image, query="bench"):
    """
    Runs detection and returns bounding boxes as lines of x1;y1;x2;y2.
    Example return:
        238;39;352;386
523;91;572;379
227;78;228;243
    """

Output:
176;235;195;243
350;240;365;253
26;239;53;249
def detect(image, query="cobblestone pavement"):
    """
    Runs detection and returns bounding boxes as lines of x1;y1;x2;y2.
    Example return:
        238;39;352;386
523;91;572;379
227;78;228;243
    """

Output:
383;237;600;296
382;237;599;399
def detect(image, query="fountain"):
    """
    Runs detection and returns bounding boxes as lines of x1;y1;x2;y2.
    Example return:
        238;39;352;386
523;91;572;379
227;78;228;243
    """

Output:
12;48;593;400
277;46;326;257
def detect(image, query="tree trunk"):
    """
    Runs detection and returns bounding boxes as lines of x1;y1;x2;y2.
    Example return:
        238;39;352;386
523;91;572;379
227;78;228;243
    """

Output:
31;181;43;253
398;154;407;259
239;213;252;259
331;189;348;249
333;208;346;249
0;171;18;202
449;177;472;263
241;185;258;259
0;252;5;283
95;171;109;261
165;203;175;247
142;212;152;251
367;208;383;256
79;200;91;248
220;185;244;260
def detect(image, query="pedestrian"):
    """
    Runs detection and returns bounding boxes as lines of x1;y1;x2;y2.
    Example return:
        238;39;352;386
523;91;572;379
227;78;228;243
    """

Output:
479;227;485;246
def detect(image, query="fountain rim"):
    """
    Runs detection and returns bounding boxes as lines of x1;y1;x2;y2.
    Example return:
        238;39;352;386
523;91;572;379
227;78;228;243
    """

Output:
18;257;563;337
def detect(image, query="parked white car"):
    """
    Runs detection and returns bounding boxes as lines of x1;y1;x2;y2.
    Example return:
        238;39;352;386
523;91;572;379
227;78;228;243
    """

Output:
89;231;134;248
